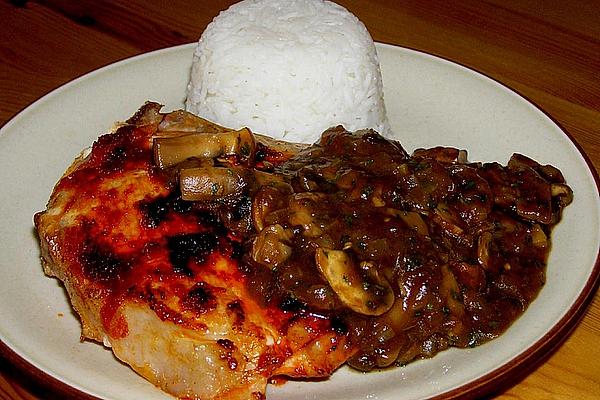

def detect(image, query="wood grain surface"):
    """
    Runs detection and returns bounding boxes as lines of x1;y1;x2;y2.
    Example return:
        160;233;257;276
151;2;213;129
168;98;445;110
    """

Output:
1;0;599;399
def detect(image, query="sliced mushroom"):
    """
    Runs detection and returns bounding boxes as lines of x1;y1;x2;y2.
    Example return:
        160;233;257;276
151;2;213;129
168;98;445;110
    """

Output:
530;224;548;248
315;248;394;316
251;224;294;269
288;192;327;238
154;128;256;168
508;153;541;170
335;169;366;191
262;209;292;230
551;183;573;206
510;163;553;224
537;164;565;182
179;167;247;201
385;208;429;236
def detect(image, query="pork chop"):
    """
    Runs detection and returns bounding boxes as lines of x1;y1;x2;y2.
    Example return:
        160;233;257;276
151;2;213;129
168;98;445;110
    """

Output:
34;103;354;400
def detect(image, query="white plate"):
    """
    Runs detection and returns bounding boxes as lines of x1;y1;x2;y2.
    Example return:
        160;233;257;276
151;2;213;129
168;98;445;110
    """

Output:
1;43;599;400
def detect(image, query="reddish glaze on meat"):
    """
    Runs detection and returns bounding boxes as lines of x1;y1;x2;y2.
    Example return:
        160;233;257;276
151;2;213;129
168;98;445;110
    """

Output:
34;103;572;399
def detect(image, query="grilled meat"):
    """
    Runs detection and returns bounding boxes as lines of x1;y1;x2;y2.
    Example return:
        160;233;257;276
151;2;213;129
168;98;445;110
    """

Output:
34;103;353;400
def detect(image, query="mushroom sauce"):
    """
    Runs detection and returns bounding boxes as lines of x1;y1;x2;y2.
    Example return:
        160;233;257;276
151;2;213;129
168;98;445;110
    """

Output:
158;123;572;371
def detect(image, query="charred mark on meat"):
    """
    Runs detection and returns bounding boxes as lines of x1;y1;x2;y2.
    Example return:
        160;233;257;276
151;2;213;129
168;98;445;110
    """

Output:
140;195;171;228
217;339;239;370
140;186;226;234
255;143;284;166
279;295;306;313
79;242;130;282
167;232;219;275
230;240;244;260
106;146;127;165
87;125;150;174
146;294;186;326
139;191;193;228
226;300;246;327
330;315;348;335
181;282;218;314
195;210;229;237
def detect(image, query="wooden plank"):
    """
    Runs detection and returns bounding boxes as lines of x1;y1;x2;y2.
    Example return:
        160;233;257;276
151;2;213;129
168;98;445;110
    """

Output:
35;0;238;49
0;1;139;123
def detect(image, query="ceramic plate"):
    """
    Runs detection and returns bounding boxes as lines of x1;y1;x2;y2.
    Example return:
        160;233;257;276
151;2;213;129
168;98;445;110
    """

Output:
1;43;599;400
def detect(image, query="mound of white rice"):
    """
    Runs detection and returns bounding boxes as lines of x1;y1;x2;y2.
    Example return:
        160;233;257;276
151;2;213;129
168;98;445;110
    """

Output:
185;0;389;143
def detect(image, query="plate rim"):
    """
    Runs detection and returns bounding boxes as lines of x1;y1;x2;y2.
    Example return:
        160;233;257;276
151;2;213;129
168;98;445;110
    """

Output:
1;41;599;400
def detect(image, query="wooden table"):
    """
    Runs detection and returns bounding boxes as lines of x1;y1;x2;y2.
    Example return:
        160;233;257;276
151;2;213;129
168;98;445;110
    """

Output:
1;1;599;399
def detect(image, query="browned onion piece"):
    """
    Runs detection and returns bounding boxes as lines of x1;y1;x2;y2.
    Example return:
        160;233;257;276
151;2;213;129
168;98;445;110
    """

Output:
440;264;465;318
477;231;492;269
371;184;385;207
154;128;256;168
530;224;548;248
252;185;290;232
413;147;468;164
252;170;289;189
451;261;485;290
180;167;246;201
433;203;464;237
